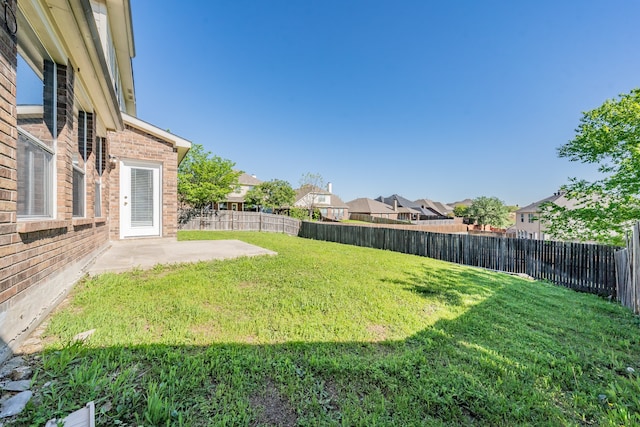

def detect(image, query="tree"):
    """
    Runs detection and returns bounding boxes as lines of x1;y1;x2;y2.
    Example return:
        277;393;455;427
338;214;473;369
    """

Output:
468;196;510;230
245;179;295;212
453;204;469;218
297;172;325;220
177;144;241;209
539;88;640;246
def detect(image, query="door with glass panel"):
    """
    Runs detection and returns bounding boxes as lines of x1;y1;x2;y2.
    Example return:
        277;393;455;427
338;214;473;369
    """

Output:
120;161;161;238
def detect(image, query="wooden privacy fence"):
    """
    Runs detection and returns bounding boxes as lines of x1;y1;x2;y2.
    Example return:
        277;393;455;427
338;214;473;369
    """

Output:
299;222;618;297
349;214;410;225
179;211;301;236
614;223;640;314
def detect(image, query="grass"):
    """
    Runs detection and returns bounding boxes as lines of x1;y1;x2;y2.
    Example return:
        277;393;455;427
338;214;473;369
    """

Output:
12;231;640;426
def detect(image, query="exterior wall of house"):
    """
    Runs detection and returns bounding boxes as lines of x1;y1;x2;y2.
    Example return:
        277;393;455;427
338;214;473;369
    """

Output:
228;184;250;199
107;125;178;240
317;207;349;220
514;210;545;239
0;17;112;359
358;212;399;220
0;0;186;362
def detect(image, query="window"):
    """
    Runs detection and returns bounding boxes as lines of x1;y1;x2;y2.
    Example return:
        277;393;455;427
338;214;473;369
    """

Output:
528;213;535;223
314;194;329;204
520;214;524;223
131;168;154;227
73;112;91;217
94;136;105;217
72;163;85;217
17;129;53;217
94;181;102;217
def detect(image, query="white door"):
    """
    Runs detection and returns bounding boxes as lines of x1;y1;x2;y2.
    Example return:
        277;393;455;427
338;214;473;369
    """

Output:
120;160;161;238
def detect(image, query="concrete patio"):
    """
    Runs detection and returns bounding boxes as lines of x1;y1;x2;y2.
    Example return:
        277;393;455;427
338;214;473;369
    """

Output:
87;238;277;275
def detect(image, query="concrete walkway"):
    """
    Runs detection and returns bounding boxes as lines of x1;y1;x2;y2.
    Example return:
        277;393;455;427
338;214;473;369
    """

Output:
87;238;277;275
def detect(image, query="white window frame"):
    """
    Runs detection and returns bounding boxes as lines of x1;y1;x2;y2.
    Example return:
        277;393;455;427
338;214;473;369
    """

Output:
314;194;329;204
17;127;55;218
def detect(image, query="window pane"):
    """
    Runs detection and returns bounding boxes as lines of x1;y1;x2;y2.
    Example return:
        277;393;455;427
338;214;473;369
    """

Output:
95;182;102;217
131;168;153;227
72;167;85;217
17;131;52;217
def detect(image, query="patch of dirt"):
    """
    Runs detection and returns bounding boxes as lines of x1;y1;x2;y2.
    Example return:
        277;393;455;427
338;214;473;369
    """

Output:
244;335;258;344
367;324;388;341
249;378;298;427
189;321;219;338
320;378;341;413
237;281;258;289
422;304;438;317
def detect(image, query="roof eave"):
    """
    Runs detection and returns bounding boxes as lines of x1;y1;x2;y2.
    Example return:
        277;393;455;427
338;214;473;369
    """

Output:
18;0;124;131
105;0;136;114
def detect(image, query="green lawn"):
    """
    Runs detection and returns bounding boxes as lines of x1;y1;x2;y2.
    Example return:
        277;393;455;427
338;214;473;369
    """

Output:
15;231;640;426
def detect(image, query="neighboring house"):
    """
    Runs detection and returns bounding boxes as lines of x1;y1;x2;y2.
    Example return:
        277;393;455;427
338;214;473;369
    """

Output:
414;199;453;217
294;183;349;220
213;172;262;211
514;191;579;239
346;198;399;220
374;195;419;222
376;194;447;221
1;0;191;361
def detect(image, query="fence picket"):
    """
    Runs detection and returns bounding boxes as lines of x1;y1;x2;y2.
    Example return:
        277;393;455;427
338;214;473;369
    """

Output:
179;211;301;235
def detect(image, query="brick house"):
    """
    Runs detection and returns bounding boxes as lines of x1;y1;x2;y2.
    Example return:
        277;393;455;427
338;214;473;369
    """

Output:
0;0;191;361
514;191;579;240
294;183;349;220
345;197;399;220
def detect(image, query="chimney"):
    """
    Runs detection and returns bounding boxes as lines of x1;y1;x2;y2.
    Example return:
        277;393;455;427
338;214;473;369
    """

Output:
393;199;398;211
327;182;332;193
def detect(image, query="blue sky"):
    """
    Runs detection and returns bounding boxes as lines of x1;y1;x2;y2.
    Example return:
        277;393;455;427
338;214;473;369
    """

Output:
63;2;640;206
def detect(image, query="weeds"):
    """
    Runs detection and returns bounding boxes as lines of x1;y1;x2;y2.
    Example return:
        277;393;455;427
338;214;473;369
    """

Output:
11;231;640;425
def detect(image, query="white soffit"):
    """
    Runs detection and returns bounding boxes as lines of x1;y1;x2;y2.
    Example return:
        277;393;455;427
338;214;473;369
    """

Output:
18;0;123;131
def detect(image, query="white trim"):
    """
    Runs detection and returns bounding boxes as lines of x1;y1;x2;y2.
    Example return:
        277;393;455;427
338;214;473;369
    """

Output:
17;0;67;65
16;105;44;118
16;127;54;154
119;159;162;238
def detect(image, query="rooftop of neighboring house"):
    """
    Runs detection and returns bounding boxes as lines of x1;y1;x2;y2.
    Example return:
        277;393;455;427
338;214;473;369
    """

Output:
376;194;419;209
414;198;453;217
448;198;474;207
238;173;262;186
376;194;434;217
295;184;330;199
516;191;581;213
295;185;349;208
346;197;398;215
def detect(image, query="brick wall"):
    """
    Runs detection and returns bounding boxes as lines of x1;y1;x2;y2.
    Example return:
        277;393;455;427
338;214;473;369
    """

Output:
0;36;111;358
0;0;18;309
107;125;178;239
